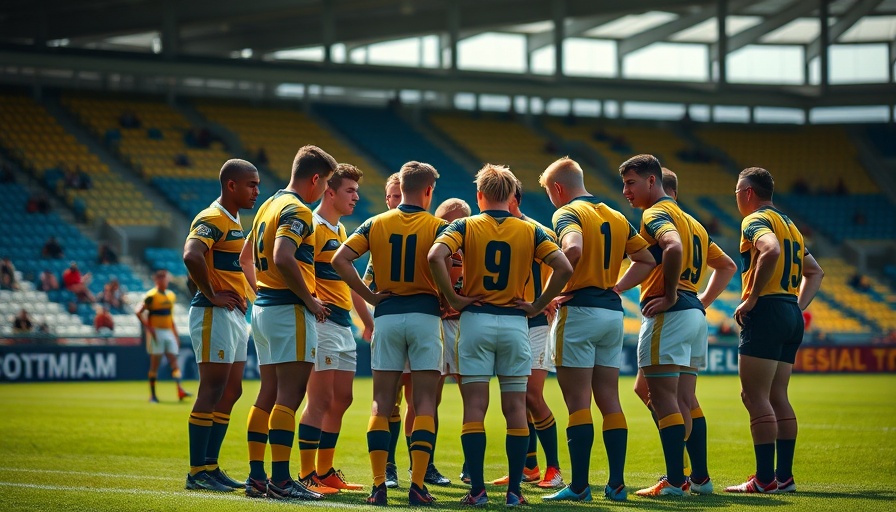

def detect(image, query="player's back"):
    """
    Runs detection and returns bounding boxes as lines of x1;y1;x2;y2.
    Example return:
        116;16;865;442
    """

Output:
250;190;315;306
187;203;250;306
740;206;806;300
345;204;446;316
639;197;710;310
439;211;556;311
554;197;648;310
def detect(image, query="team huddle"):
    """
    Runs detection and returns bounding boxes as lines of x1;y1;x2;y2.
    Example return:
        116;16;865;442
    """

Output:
176;145;824;506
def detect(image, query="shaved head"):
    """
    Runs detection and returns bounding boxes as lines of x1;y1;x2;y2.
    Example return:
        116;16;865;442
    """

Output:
220;158;258;185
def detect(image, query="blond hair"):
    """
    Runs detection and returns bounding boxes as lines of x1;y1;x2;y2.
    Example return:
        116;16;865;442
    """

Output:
475;164;518;203
399;161;439;193
434;198;472;218
385;172;400;190
538;157;584;190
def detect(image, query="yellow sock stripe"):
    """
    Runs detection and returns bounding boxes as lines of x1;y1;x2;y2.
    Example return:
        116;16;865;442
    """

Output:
602;412;628;431
658;413;684;429
172;369;182;379
410;441;434;451
555;307;568;365
507;428;529;437
568;408;592;427
535;414;556;430
691;407;704;419
247;406;271;433
294;305;306;361
201;307;213;362
189;412;214;427
269;405;296;432
462;422;485;435
148;371;158;378
413;415;435;433
650;313;665;366
368;415;390;432
212;412;230;425
527;411;535;424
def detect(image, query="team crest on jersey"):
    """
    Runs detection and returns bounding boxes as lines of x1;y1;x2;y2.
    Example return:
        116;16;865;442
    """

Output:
218;350;225;360
290;220;307;237
229;230;243;238
325;356;332;365
322;239;341;252
195;224;212;237
311;348;316;358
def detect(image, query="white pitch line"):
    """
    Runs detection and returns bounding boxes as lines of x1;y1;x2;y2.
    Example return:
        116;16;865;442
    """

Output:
0;467;177;481
0;481;363;508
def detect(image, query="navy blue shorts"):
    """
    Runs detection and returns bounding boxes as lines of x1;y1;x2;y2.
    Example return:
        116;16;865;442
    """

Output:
738;296;803;364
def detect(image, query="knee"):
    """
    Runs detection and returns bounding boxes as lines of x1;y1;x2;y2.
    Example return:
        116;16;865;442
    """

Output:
332;390;353;413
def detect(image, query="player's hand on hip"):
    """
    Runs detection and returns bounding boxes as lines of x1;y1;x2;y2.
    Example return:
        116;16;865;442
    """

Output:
211;291;244;313
641;295;677;318
368;291;392;307
308;298;331;323
449;293;482;313
515;299;542;318
734;297;756;327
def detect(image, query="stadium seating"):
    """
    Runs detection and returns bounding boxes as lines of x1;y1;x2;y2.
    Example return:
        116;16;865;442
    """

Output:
193;101;381;226
782;194;896;243
314;104;477;213
816;258;896;333
864;124;896;158
62;96;232;180
0;182;146;336
0;95;166;227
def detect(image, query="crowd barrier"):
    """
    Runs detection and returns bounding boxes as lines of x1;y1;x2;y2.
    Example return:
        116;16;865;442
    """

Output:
1;338;893;382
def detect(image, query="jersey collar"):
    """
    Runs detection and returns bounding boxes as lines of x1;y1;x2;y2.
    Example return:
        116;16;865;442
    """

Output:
483;209;512;218
312;210;341;233
572;195;600;204
398;204;425;213
212;200;240;225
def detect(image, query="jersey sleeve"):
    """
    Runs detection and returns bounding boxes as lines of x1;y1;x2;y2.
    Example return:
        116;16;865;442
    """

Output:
275;203;313;248
643;207;676;241
742;213;774;245
533;225;561;263
343;217;374;257
187;216;224;249
143;293;153;308
623;221;650;255
707;240;725;260
433;218;466;254
552;207;581;240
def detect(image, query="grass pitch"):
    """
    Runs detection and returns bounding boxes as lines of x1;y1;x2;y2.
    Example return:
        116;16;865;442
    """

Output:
1;374;894;511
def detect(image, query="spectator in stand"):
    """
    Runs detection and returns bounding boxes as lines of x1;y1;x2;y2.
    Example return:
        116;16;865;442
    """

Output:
849;272;871;292
174;153;191;167
256;147;269;166
26;192;51;214
834;178;848;196
75;166;92;190
38;269;60;292
94;305;115;334
1;256;17;290
42;236;64;259
790;178;810;195
100;276;127;312
119;110;141;129
97;244;119;265
13;309;33;333
0;162;14;183
62;261;96;303
36;322;50;335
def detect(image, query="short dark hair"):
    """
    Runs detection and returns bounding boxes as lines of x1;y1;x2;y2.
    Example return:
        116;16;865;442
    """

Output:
329;163;363;190
292;145;337;181
219;158;258;185
513;176;522;205
619;154;662;181
661;167;678;196
399;161;439;193
739;167;774;200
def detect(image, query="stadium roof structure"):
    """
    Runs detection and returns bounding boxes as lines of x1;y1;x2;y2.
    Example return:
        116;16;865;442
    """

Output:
0;0;894;114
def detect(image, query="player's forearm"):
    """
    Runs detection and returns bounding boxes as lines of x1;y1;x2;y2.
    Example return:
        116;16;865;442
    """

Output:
615;262;652;292
351;289;374;330
700;255;737;306
533;252;572;311
798;255;824;310
333;256;377;304
661;244;682;300
748;250;780;300
183;253;215;298
427;256;457;302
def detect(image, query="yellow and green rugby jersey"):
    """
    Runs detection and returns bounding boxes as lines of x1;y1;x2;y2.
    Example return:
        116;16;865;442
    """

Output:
553;196;650;311
312;212;353;327
344;204;447;317
187;202;252;307
248;190;315;307
435;210;560;315
740;205;807;302
638;197;721;312
143;287;176;329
